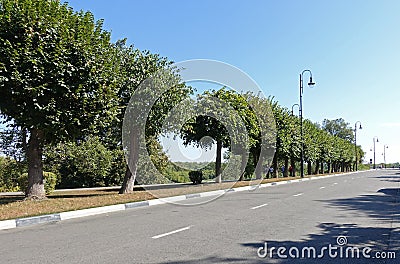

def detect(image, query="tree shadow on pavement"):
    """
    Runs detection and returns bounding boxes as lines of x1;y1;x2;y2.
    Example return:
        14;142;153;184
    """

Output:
374;175;400;183
241;223;398;264
321;187;399;222
156;223;398;264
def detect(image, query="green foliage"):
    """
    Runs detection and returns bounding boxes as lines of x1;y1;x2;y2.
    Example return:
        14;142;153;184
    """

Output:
45;137;114;188
188;170;203;184
180;88;269;179
0;0;119;141
322;118;354;142
0;156;24;192
358;163;371;170
135;137;170;185
271;101;298;160
163;162;190;183
267;99;363;175
0;0;122;197
108;148;127;186
0;124;27;162
17;171;57;194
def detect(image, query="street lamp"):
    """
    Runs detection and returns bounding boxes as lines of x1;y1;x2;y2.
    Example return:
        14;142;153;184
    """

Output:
383;145;388;168
291;104;300;116
299;70;315;177
354;121;362;171
373;136;379;169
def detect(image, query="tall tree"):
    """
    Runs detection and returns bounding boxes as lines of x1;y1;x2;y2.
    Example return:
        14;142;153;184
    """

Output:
0;0;119;198
118;56;192;194
180;91;231;183
180;89;275;181
322;118;354;142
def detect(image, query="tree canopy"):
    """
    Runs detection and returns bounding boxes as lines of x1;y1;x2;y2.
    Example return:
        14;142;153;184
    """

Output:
0;0;119;198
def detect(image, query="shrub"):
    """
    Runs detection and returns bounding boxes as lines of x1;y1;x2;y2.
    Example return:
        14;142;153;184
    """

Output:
44;137;113;188
0;157;24;192
18;172;58;195
188;170;203;184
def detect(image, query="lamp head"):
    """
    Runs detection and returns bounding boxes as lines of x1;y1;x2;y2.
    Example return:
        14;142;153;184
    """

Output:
308;76;315;86
359;124;362;129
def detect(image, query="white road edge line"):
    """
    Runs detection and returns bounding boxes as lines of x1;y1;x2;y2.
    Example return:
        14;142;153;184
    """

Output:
293;193;304;197
251;203;268;210
152;226;192;239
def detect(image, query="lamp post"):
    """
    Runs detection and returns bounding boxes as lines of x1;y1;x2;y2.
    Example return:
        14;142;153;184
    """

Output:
291;104;300;116
373;136;379;169
383;145;388;168
354;121;362;171
299;70;315;177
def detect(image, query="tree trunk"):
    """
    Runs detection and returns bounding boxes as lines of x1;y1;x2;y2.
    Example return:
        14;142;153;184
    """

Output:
253;148;263;180
215;140;222;183
119;129;140;194
272;153;278;178
238;154;247;181
314;160;320;175
290;158;296;177
26;128;45;199
284;157;289;177
327;162;331;174
307;161;312;175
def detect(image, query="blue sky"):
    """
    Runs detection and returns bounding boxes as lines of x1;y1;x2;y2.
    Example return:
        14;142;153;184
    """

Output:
64;0;400;163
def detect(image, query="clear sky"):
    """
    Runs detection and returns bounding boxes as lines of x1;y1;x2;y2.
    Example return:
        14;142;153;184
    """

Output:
64;0;400;164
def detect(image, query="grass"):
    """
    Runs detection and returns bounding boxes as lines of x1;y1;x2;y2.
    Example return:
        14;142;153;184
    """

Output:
0;173;350;221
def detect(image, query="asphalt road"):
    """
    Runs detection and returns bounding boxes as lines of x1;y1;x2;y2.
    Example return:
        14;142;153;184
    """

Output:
1;170;399;264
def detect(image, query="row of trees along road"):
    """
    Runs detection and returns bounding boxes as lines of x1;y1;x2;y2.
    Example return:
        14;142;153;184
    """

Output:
180;89;364;180
0;0;364;198
0;0;192;198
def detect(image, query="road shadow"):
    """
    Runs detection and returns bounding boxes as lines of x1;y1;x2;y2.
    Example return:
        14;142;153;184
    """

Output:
321;187;399;222
241;223;398;264
373;175;400;183
156;223;398;264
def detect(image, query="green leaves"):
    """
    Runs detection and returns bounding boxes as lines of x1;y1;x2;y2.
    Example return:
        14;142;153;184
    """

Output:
0;0;118;142
269;100;361;174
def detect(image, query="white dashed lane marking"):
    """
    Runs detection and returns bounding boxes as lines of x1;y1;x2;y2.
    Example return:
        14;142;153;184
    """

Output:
251;203;269;210
152;226;192;239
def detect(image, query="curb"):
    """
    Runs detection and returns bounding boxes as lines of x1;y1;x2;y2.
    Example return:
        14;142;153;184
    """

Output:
0;171;361;231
